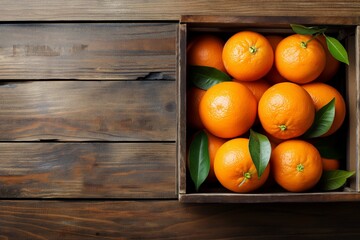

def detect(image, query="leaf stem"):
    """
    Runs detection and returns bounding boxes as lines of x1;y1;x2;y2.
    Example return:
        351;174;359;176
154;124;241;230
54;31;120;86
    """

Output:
302;33;321;48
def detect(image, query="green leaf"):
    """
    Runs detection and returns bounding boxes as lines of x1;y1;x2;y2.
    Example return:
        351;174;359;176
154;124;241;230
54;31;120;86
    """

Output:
325;35;349;65
304;98;335;138
188;130;210;192
249;129;271;178
189;65;232;90
311;138;344;159
320;170;355;191
290;24;326;35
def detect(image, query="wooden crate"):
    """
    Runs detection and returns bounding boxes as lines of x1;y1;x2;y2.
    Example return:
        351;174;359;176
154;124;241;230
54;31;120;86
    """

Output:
178;16;360;203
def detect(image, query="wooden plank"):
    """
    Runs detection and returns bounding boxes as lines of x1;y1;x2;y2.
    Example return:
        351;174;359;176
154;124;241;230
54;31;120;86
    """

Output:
0;0;359;21
0;143;176;198
346;26;360;191
357;26;360;191
177;23;187;194
181;15;360;27
179;192;360;203
0;81;176;141
0;23;176;80
1;200;360;239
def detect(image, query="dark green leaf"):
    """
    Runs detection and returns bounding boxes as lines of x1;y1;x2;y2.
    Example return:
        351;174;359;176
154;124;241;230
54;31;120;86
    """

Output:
304;98;335;138
188;130;210;192
320;170;355;191
325;35;349;65
312;138;344;159
290;24;326;35
249;129;271;177
189;65;231;90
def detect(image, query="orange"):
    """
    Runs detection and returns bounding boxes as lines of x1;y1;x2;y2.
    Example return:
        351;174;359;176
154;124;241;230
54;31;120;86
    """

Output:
275;34;326;84
233;78;271;103
222;31;274;81
205;131;226;182
264;35;288;84
214;138;270;193
271;140;323;192
258;82;315;139
199;81;257;138
302;82;346;136
322;158;340;171
187;34;226;72
187;87;206;129
316;35;340;82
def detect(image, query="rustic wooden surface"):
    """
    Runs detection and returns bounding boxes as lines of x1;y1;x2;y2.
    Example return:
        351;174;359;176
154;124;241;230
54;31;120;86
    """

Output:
0;23;176;80
1;201;360;239
0;1;360;239
0;143;176;198
0;0;359;21
0;81;176;141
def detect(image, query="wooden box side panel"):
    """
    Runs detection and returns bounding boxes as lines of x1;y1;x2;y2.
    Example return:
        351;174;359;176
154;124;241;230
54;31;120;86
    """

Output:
347;26;360;191
181;16;360;28
178;23;187;195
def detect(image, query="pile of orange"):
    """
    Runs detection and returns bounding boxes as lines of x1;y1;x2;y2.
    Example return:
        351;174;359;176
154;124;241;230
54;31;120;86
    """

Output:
187;30;346;193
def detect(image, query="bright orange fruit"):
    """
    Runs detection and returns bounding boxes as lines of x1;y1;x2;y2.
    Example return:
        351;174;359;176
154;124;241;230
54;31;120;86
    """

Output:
187;87;206;129
271;140;323;192
222;31;274;81
233;78;271;103
214;138;270;193
322;158;340;171
258;82;315;139
206;131;226;182
187;34;226;72
275;34;326;84
316;35;340;82
302;82;346;136
199;81;257;138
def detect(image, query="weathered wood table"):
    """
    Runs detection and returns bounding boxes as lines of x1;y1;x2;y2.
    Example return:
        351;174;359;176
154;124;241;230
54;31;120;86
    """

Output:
0;1;360;239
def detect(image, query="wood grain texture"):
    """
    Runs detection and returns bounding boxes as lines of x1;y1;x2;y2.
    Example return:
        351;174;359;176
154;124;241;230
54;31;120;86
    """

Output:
0;2;359;239
346;27;360;191
181;15;360;26
1;200;360;239
0;143;176;198
0;0;359;21
177;23;187;194
0;23;176;80
0;81;176;141
179;192;360;203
